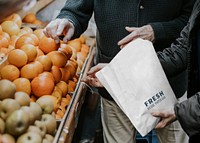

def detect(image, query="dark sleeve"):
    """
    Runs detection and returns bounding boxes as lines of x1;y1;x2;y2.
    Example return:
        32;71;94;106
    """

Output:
56;0;94;39
174;93;200;137
157;23;189;78
149;0;194;42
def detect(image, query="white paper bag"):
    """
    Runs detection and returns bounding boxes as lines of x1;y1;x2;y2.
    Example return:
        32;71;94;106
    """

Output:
96;38;178;136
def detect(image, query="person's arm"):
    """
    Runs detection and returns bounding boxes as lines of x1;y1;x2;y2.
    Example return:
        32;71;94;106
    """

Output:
152;92;200;137
150;20;190;128
149;0;194;43
175;93;200;137
57;0;94;39
118;0;194;48
157;23;189;78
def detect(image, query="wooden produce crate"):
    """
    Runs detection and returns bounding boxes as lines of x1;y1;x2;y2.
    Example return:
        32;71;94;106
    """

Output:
53;40;96;143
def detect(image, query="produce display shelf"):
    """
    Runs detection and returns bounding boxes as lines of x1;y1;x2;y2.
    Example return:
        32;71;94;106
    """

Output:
0;37;96;143
0;0;96;141
53;37;96;143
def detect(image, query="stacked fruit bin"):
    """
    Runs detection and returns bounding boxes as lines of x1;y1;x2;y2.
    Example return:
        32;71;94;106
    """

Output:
0;7;96;143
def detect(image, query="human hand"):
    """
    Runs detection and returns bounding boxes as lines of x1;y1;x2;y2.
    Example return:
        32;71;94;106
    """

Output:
118;25;155;49
151;111;177;128
43;18;75;43
81;63;107;87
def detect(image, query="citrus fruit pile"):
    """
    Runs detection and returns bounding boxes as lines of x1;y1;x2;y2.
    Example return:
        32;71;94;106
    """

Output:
0;13;90;120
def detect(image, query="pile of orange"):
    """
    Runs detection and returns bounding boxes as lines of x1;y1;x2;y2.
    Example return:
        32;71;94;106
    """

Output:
0;12;91;119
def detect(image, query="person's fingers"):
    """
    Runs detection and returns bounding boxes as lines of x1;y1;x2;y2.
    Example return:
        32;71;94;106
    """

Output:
118;33;138;46
125;26;135;32
118;27;140;46
63;23;74;43
154;120;166;129
56;19;68;36
151;112;172;118
87;65;102;75
88;78;103;87
43;19;74;43
43;20;60;42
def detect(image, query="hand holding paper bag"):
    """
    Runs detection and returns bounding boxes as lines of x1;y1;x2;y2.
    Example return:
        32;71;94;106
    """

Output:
95;38;178;136
81;63;106;87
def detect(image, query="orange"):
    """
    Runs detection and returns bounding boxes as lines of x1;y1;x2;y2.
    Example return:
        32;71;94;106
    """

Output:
0;64;20;81
36;48;44;57
31;76;55;97
23;13;37;23
4;13;22;28
61;94;71;106
54;85;63;96
0;35;9;48
34;61;43;73
39;36;59;54
47;51;68;68
56;107;65;118
56;81;68;97
17;29;28;37
76;51;87;62
33;29;45;40
68;80;76;92
51;65;62;84
39;71;55;82
13;77;31;95
70;46;77;60
55;113;63;119
1;20;20;36
72;75;79;83
21;27;33;34
1;32;10;42
7;49;28;68
59;44;73;59
0;48;8;55
7;45;15;52
35;55;53;71
59;104;66;112
23;33;39;46
67;39;82;52
64;64;76;79
60;67;71;83
20;61;43;80
81;44;90;54
52;86;63;102
32;19;43;25
20;44;38;62
77;59;84;71
79;34;86;44
10;35;19;46
15;34;36;49
68;58;78;69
